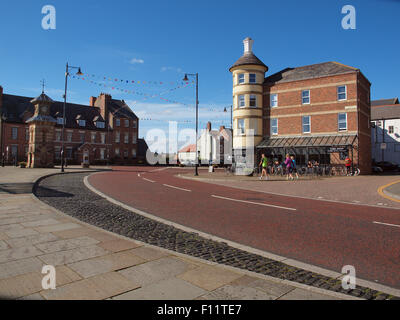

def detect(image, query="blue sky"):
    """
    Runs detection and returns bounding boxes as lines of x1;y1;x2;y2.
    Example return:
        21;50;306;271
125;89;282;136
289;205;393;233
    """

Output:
0;0;399;149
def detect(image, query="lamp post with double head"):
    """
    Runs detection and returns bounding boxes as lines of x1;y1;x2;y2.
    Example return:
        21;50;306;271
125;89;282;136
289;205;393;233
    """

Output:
61;63;83;172
183;73;199;176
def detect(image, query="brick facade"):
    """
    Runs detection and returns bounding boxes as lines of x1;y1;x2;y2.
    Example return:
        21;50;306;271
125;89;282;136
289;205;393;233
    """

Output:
0;88;141;166
229;38;372;174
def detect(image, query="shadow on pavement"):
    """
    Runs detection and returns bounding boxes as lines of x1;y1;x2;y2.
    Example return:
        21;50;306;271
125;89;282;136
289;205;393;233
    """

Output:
0;183;34;195
33;185;74;198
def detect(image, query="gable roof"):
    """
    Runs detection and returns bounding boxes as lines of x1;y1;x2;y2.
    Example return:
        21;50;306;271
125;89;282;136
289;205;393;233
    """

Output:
264;61;358;85
371;105;400;120
371;98;399;107
109;99;138;119
1;93;106;130
178;144;196;153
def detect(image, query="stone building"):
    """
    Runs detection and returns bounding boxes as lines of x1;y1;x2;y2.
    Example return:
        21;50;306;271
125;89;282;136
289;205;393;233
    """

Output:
229;37;372;174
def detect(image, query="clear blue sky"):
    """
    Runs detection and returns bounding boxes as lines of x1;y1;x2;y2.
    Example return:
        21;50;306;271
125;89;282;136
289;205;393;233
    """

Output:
0;0;399;149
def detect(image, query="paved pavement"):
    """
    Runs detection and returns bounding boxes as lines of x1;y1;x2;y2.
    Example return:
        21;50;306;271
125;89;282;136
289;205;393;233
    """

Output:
88;167;400;292
0;166;346;300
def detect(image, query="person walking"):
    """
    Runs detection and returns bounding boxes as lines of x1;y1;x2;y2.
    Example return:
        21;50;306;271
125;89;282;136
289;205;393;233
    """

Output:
259;154;269;180
345;155;352;176
285;154;294;180
290;155;299;180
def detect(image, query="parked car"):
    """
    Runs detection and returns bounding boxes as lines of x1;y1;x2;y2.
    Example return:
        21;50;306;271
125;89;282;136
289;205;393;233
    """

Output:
374;161;400;172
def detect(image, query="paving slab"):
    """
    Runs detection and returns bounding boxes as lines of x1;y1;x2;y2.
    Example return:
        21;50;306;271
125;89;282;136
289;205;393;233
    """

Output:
0;257;44;280
112;277;205;300
5;233;60;248
129;246;171;261
67;251;146;278
98;239;141;253
0;246;44;264
38;245;110;266
118;256;196;287
41;272;140;300
177;265;243;291
5;228;39;238
21;218;61;228
35;236;99;254
34;223;82;233
0;240;9;251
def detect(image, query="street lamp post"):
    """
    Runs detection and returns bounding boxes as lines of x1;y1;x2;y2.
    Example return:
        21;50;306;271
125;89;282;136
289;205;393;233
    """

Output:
61;63;83;173
183;73;199;176
224;105;233;129
0;115;5;167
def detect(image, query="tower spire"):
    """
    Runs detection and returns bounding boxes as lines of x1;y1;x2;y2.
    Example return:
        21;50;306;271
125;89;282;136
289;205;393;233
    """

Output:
40;79;46;94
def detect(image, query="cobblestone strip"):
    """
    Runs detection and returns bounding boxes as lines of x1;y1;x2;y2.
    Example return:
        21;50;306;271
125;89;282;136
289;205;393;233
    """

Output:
34;172;399;300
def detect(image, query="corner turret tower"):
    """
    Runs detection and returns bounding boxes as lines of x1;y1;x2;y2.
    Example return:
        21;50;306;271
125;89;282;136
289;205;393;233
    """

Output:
229;37;268;159
26;91;56;168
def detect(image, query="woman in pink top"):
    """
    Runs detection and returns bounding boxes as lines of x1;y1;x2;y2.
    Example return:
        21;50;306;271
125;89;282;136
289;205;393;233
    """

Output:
284;154;294;181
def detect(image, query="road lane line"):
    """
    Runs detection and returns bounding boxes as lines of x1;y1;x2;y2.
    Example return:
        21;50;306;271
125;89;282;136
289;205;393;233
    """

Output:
211;195;296;211
163;184;191;192
143;178;155;183
373;221;400;228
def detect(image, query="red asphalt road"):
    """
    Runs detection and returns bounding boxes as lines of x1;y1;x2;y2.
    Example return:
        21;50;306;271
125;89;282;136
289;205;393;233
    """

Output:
89;167;400;289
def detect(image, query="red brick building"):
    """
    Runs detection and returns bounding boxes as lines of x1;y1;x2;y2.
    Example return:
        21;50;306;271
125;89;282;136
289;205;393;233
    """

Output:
230;37;372;174
0;86;145;165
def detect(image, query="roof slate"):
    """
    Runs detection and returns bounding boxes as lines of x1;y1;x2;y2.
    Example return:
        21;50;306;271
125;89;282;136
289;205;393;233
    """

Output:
371;98;399;107
371;105;400;120
264;61;358;85
1;93;137;130
230;53;268;71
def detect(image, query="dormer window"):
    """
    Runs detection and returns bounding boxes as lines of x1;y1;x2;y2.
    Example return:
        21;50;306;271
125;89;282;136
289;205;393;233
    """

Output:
57;117;65;125
96;121;105;129
78;120;86;127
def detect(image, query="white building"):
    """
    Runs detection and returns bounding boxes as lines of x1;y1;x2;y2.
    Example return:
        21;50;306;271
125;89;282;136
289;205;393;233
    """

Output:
177;144;196;165
197;122;232;165
371;98;400;165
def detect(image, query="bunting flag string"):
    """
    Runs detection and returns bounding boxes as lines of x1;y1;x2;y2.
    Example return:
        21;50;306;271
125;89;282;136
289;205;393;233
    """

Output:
78;72;193;87
71;75;194;106
139;118;229;125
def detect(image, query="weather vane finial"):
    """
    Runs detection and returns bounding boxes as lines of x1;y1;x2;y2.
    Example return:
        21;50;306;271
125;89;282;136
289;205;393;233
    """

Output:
40;79;45;94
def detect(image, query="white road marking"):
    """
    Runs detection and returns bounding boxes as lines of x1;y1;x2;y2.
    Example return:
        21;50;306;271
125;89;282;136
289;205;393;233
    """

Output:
211;195;296;211
163;184;191;192
373;221;400;228
143;178;155;183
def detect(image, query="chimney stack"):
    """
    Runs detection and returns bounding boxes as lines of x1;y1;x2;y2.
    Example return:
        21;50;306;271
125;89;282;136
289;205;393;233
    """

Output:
89;96;97;107
243;37;254;54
